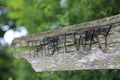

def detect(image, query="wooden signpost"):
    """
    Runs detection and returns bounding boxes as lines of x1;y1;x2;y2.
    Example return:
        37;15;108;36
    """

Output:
11;14;120;72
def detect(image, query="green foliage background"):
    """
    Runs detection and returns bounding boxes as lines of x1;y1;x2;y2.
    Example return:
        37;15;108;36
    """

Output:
0;0;120;80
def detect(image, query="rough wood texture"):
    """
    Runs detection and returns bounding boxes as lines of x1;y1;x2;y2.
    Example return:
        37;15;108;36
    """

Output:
11;14;120;72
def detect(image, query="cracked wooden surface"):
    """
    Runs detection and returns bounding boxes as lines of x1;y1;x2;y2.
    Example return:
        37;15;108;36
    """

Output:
11;14;120;72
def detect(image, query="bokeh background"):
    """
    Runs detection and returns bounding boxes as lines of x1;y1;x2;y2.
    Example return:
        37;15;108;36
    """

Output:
1;0;120;80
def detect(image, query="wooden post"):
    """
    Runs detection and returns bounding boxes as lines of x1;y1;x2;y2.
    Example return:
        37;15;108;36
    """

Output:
11;14;120;72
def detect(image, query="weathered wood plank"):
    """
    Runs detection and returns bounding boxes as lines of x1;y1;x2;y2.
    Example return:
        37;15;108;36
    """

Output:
11;14;120;72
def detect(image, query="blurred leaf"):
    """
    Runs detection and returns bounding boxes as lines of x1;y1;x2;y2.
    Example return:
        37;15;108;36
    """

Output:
1;0;120;80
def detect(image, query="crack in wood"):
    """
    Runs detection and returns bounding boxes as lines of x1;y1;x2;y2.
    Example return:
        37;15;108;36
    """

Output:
28;23;117;57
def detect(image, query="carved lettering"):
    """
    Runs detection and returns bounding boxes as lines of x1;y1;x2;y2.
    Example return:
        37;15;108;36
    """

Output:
28;24;114;57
